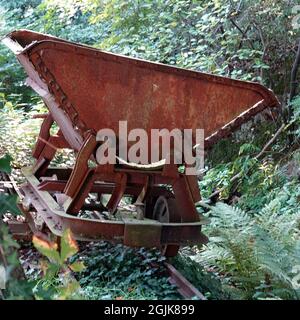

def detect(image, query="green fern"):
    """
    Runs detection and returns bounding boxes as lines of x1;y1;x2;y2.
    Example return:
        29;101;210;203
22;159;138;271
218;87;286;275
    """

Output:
197;201;300;299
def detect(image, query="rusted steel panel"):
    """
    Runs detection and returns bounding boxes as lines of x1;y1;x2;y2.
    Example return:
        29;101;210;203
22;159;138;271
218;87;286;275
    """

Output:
5;30;279;147
123;219;162;248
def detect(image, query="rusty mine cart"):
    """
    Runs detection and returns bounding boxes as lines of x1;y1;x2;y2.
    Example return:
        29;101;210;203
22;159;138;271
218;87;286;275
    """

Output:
1;30;279;257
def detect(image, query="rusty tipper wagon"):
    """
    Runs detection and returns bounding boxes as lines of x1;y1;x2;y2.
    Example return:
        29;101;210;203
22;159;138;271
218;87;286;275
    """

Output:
2;30;279;256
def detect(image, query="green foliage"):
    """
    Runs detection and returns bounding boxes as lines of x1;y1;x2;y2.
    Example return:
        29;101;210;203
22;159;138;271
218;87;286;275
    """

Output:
71;242;180;300
81;0;298;91
0;194;20;216
32;229;85;300
197;202;300;299
0;155;33;299
200;136;286;212
291;96;300;138
0;103;74;169
0;0;42;105
0;103;42;168
0;225;34;299
199;163;232;199
0;154;12;174
188;119;300;300
0;154;20;216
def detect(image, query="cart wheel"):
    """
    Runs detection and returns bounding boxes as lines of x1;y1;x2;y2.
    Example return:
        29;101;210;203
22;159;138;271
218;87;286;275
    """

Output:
153;196;181;257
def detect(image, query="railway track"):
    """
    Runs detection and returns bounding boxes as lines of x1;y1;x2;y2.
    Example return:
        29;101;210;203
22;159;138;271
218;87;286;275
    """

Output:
0;170;206;300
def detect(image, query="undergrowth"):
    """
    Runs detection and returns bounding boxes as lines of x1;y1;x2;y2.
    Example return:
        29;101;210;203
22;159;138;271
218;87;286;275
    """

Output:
178;97;300;300
195;202;300;299
71;242;181;300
